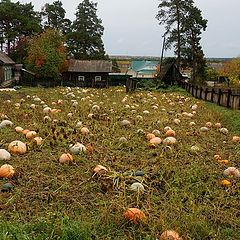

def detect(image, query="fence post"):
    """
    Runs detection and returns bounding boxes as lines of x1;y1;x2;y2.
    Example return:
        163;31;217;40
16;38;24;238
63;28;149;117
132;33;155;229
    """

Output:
200;87;203;99
205;88;208;100
217;89;222;106
211;88;214;102
126;78;130;93
195;85;198;98
227;89;232;108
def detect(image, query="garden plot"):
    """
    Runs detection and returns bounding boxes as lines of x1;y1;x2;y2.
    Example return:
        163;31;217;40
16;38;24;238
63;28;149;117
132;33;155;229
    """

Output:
0;87;239;240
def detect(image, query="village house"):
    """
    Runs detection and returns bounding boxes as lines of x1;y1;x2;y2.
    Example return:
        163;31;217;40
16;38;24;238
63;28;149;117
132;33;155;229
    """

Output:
62;59;112;87
126;60;159;79
0;52;15;87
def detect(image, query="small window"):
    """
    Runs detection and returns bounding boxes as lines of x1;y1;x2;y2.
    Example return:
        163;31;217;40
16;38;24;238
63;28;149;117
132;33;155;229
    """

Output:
78;76;84;81
95;76;101;82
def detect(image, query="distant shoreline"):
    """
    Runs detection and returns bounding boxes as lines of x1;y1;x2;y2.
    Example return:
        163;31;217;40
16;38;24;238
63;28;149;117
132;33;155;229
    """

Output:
109;55;233;62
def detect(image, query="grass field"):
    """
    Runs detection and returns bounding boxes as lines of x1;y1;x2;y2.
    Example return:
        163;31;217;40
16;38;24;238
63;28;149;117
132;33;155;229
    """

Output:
0;86;239;240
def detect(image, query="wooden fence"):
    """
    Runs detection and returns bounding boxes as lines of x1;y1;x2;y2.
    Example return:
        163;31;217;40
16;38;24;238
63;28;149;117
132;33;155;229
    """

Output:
179;81;240;110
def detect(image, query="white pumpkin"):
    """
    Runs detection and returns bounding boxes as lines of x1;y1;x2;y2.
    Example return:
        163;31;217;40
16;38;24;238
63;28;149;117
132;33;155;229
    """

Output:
43;107;51;113
173;119;181;125
75;121;83;128
119;137;127;143
92;105;100;112
163;137;177;145
190;145;200;154
121;120;131;127
0;120;13;128
0;149;11;161
219;128;228;135
33;137;43;145
69;143;86;154
223;167;240;178
189;121;196;126
200;127;209;132
152;129;161;136
191;104;198;111
129;182;144;192
43;116;52;122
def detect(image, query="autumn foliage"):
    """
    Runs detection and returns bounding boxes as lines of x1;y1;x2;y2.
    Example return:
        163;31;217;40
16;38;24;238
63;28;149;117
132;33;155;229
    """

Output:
26;29;67;79
219;58;240;86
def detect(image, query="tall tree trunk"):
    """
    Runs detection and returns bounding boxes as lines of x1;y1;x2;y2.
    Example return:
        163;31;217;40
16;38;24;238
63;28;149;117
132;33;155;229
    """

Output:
191;29;196;83
7;39;11;55
176;0;181;74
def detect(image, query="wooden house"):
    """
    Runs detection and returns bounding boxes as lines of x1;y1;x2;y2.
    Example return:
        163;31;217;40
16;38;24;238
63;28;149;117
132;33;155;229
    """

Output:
157;60;183;86
62;59;112;87
0;52;15;87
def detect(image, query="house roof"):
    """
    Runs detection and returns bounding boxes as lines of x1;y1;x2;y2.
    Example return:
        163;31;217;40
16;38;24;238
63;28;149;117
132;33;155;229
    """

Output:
158;61;183;81
68;60;112;73
158;63;174;80
0;52;15;64
131;60;159;73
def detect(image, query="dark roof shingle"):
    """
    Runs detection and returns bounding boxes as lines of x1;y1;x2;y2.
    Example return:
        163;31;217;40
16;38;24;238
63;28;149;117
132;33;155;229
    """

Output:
0;52;15;64
68;60;112;73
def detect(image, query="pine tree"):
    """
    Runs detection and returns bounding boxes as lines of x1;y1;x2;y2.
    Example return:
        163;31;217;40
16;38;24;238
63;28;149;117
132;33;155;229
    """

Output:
0;0;41;54
156;0;207;82
41;0;71;34
67;0;106;60
180;5;207;82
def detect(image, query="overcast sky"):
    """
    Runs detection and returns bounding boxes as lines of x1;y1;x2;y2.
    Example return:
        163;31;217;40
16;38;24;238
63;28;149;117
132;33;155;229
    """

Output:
16;0;240;58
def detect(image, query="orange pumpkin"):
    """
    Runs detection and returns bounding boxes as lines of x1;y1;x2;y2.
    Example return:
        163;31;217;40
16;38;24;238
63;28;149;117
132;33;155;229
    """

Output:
215;122;222;128
123;208;146;224
15;126;24;133
59;153;73;163
22;129;30;135
232;136;240;143
26;131;37;140
205;122;212;128
93;165;108;175
149;137;162;145
33;137;43;146
165;129;176;137
80;127;90;135
51;108;61;113
86;144;94;153
159;230;182;240
0;164;15;179
8;140;27;154
146;133;155;140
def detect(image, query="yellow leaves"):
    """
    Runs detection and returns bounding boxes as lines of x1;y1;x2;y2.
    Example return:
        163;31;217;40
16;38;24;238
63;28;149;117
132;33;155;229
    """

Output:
219;58;240;86
218;160;229;164
220;179;231;187
213;155;229;164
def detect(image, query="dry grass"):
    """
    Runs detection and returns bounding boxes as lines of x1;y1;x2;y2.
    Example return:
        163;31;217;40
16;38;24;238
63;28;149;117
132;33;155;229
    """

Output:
0;86;239;240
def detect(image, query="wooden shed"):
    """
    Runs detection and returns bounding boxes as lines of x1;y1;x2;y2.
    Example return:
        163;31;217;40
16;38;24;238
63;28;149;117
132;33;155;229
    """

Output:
62;59;112;87
0;52;15;87
157;60;183;86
